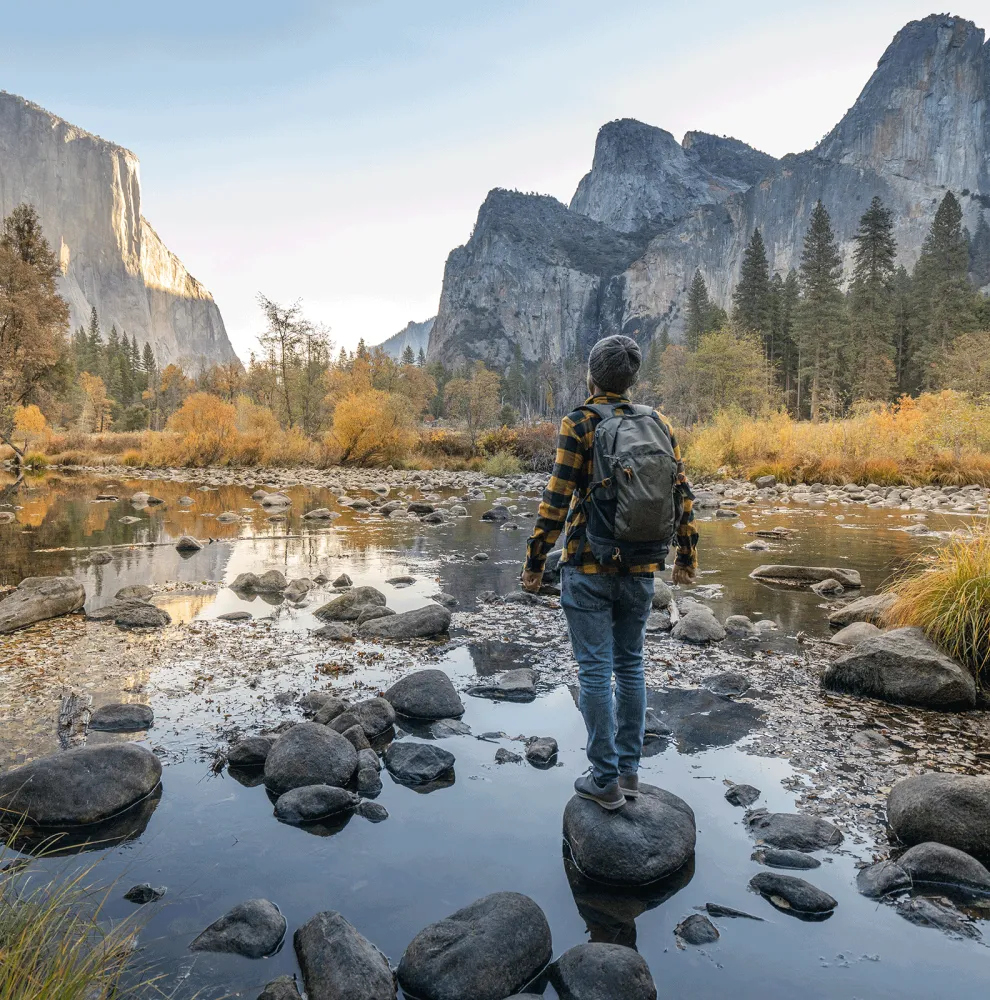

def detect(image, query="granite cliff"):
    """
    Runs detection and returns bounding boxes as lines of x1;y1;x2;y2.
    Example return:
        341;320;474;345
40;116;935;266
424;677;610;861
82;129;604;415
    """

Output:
430;14;990;368
0;93;237;370
375;317;435;359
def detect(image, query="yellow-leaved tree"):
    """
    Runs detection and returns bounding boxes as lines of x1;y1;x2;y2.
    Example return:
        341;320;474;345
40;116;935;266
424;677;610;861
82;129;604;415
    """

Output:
444;361;502;450
13;403;46;449
166;392;238;465
329;389;415;465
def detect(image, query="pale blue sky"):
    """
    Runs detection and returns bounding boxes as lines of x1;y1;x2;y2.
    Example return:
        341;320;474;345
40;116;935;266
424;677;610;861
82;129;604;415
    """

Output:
3;0;959;359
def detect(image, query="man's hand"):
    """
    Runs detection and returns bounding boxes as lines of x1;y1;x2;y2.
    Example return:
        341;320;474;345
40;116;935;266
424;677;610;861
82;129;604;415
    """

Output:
671;564;695;587
521;569;544;593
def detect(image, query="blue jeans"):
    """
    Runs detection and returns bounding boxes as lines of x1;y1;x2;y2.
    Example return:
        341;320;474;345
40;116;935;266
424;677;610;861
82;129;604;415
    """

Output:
561;566;654;785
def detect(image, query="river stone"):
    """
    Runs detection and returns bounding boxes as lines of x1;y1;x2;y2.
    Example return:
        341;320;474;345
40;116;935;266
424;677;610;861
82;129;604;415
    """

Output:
231;570;288;594
723;615;756;637
341;724;372;751
264;723;358;794
526;737;558;765
189;899;286;958
295;910;395;1000
563;783;695;885
749;873;837;914
810;578;844;596
385;669;464;720
357;767;383;797
113;602;171;630
314;698;352;726
227;736;273;767
671;610;726;644
283;578;312;602
888;774;990;860
898;842;990;889
357;800;389;822
89;703;154;732
124;883;166;904
746;810;843;851
115;584;153;601
750;565;862;588
675;913;720;945
384;742;455;785
175;535;202;552
754;848;821;870
302;507;333;519
89;550;113;565
829;621;882;646
856;859;911;898
314;586;387;622
895;897;981;938
550;942;656;1000
313;622;355;641
357;606;395;624
480;505;511;522
219;611;252;622
0;743;161;827
827;592;897;626
329;697;396;738
274;785;360;824
358;748;382;772
257;976;302;1000
359;603;451;639
407;501;435;514
651;579;673;608
822;626;976;710
261;493;291;506
333;573;353;588
398;891;552;1000
0;576;86;634
469;667;538;702
299;690;347;717
724;783;760;807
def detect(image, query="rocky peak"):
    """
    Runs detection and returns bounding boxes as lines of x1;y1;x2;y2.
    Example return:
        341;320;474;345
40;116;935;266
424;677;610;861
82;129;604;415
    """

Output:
682;132;778;188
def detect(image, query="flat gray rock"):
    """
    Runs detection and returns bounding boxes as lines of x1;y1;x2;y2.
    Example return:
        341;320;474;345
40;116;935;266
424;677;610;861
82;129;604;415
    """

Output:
746;810;843;851
113;602;171;630
749;873;837;915
359;603;451;639
398;891;552;1000
750;564;861;588
314;586;388;621
274;785;359;824
384;742;455;785
263;723;358;794
895;897;981;939
823;626;976;709
469;667;537;702
295;910;395;1000
385;669;464;720
89;703;153;732
189;899;286;958
115;584;153;601
550;942;657;1000
753;848;821;870
827;592;897;627
898;840;990;889
0;576;85;634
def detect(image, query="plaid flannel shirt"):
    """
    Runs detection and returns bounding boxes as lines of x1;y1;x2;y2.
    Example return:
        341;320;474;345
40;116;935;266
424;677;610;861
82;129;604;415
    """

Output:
525;393;698;576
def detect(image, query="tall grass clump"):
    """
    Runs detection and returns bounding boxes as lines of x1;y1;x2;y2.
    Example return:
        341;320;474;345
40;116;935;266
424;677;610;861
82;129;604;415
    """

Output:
882;531;990;689
482;451;523;476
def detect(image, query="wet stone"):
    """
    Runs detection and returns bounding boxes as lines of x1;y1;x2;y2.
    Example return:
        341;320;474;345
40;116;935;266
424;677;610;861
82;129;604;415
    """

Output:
855;860;911;899
675;913;719;946
550;942;657;1000
189;899;286;958
746;810;843;851
124;883;166;904
218;611;252;622
469;667;538;702
227;736;273;768
295;910;395;1000
753;848;822;870
385;669;464;720
90;702;153;732
749;873;837;915
525;737;558;765
724;783;760;808
385;742;455;785
895;897;981;939
274;785;359;824
257;976;302;1000
495;748;522;764
704;671;751;696
356;800;389;823
263;723;358;795
898;842;990;890
360;603;451;639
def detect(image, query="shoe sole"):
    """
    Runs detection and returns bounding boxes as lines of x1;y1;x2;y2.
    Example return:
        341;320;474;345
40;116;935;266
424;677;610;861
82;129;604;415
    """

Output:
576;789;626;811
620;788;640;799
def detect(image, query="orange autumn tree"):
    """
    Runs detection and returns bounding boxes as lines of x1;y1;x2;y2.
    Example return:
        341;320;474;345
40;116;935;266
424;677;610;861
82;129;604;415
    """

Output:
13;403;46;449
166;392;238;465
329;389;416;465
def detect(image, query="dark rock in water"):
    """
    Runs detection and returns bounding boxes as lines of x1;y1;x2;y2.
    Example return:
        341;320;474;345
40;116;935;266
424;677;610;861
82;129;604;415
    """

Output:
357;605;395;624
314;698;352;726
704;902;763;920
357;767;383;797
274;785;359;824
385;669;464;720
227;736;273;767
332;573;353;588
481;505;511;522
0;576;86;635
356;800;389;822
550;942;656;1000
312;622;355;641
495;748;522;764
421;511;445;524
723;614;756;637
231;570;287;594
257;976;302;1000
189;899;286;958
895;897;981;939
430;718;472;738
503;590;541;605
90;703;153;731
724;783;760;808
175;535;202;552
823;626;976;710
283;578;313;602
898;842;990;890
357;748;381;773
749;873;837;915
526;737;558;765
263;723;358;794
113;601;171;630
671;609;726;644
564;783;695;885
887;773;990;861
642;687;762;754
398;891;552;1000
385;742;455;785
227;766;267;789
643;709;669;737
753;848;821;870
115;584;153;601
407;501;436;515
827;593;897;627
89;550;113;565
295;910;395;1000
675;913;719;945
746;810;843;851
360;603;451;639
810;578;844;596
299;690;347;718
704;671;751;696
219;611;252;622
856;859;911;899
0;743;161;827
302;507;333;519
469;667;537;702
386;574;417;585
472;552;490;562
431;592;458;607
750;564;861;588
330;697;396;738
341;723;372;752
124;883;166;904
314;586;387;621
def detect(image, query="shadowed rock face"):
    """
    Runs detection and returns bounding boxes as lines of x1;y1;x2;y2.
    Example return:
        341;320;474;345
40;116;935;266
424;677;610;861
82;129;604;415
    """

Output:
430;15;990;368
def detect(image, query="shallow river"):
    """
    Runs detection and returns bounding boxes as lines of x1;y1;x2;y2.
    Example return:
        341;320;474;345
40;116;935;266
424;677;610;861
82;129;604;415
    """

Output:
0;471;987;999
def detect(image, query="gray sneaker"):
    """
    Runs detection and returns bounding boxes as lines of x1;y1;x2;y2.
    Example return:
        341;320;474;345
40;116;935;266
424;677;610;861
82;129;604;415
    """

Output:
618;774;640;799
574;773;625;811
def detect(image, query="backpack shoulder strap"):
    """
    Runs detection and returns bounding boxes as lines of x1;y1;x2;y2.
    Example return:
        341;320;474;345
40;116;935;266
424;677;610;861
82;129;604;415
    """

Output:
578;402;620;423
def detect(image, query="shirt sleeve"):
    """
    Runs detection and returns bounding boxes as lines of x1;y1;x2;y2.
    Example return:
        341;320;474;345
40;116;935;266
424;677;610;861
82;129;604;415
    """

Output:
525;414;582;573
662;417;699;570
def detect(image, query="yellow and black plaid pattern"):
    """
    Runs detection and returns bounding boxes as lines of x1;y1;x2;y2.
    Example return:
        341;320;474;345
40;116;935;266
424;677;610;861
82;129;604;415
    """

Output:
525;393;698;576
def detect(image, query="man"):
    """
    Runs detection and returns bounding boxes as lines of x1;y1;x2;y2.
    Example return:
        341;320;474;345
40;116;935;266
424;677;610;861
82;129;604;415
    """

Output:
521;335;698;810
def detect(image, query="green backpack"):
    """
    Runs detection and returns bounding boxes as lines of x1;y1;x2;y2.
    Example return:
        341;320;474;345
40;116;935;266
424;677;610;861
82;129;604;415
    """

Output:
579;402;681;567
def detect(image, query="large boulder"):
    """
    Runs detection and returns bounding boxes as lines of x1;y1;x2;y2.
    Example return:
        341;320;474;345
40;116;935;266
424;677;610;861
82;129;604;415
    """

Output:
384;669;464;720
314;586;387;622
897;842;990;890
0;576;85;634
329;698;396;739
746;810;843;851
263;723;358;795
189;899;286;958
227;736;273;767
887;773;990;861
750;565;861;588
359;604;451;640
0;743;161;827
550;943;657;1000
822;627;976;710
398;892;552;1000
563;783;695;885
274;785;360;824
295;911;395;1000
827;593;897;627
384;742;455;785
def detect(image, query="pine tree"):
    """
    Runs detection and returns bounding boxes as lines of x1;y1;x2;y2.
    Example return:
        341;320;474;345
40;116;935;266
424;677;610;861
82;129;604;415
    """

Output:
685;270;711;350
86;307;102;377
0;204;61;281
401;344;416;366
417;347;427;367
504;343;526;411
795;201;845;420
732;228;773;344
891;266;915;395
912;192;974;386
969;211;990;289
848;196;897;401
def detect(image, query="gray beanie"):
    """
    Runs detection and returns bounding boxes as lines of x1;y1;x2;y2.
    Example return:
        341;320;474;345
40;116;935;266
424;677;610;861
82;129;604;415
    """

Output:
588;335;642;394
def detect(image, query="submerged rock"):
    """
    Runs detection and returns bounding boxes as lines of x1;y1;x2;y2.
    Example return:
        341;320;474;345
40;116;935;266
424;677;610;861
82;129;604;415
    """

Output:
887;773;990;861
895;897;981;939
856;859;911;899
384;742;455;785
124;883;166;904
746;810;843;851
385;669;464;720
750;564;861;588
89;703;154;732
295;911;395;1000
675;913;719;945
749;873;837;915
398;891;552;1000
263;723;358;794
724;783;760;808
0;576;86;635
550;942;656;1000
189;899;286;958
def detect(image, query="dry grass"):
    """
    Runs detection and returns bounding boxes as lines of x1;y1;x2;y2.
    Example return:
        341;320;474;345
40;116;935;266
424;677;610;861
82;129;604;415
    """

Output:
882;530;990;688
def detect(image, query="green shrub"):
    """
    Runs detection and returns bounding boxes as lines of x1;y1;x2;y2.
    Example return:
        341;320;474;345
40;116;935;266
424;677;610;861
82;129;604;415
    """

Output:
483;451;523;476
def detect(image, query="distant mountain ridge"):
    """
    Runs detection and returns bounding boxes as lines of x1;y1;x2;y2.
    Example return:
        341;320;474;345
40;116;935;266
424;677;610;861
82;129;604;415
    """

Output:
429;14;990;369
0;92;237;370
375;317;435;359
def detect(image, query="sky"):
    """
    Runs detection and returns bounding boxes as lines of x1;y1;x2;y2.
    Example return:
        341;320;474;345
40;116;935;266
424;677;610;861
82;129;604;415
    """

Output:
2;0;965;361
